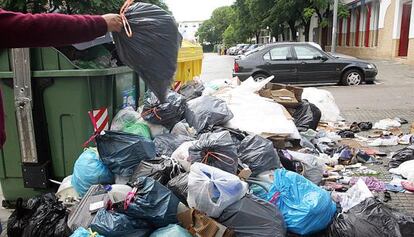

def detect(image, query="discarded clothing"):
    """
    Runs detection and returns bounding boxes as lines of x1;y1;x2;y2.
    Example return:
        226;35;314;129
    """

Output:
373;118;401;130
337;129;355;138
350;177;385;192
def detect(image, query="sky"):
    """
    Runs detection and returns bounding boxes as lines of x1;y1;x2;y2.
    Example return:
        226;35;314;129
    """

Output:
164;0;235;22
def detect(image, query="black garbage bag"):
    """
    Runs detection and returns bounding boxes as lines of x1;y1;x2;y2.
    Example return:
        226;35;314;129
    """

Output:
90;209;153;237
293;100;321;131
154;133;195;157
167;172;189;205
217;194;286;237
142;90;186;128
96;131;156;177
7;198;42;237
389;145;414;168
185;96;233;133
238;135;280;176
322;198;414;237
207;126;249;147
129;158;183;185
116;177;180;227
113;2;181;101
178;81;205;101
21;193;71;237
188;131;238;174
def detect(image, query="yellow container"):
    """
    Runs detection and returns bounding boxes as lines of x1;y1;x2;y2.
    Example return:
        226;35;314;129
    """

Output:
175;41;203;84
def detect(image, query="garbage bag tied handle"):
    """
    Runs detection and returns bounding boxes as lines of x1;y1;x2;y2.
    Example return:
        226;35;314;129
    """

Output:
120;0;133;37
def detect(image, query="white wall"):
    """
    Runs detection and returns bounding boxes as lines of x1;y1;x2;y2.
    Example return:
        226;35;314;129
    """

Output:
410;2;414;38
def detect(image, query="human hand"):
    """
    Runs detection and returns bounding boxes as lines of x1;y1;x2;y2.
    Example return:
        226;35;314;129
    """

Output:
102;14;122;32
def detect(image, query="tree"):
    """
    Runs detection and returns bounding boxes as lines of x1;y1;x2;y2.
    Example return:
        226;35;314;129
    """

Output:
0;0;169;14
196;6;234;44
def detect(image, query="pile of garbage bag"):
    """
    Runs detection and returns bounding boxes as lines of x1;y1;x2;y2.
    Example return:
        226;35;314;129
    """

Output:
9;73;414;237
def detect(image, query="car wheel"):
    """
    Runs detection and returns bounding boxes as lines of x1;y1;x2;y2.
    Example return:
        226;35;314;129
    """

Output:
342;69;363;86
253;73;269;81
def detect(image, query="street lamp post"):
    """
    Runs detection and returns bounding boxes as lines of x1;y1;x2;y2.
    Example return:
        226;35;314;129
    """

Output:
331;0;339;53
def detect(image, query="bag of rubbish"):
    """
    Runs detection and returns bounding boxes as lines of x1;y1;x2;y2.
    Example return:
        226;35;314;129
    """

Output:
238;135;280;176
389;145;414;168
70;227;103;237
266;169;336;235
178;81;205;101
187;162;248;218
110;107;151;138
323;198;414;237
21;193;71;237
171;120;197;137
149;224;192;237
72;148;114;197
167;172;189;205
217;194;286;237
333;178;373;212
68;185;109;230
117;177;180;227
188;131;238;174
90;209;153;237
177;208;235;237
171;141;196;172
7;198;42;237
209;126;249;146
96;131;156;177
302;88;343;122
293;100;321;131
129;158;182;185
113;2;181;101
287;150;325;185
154;134;195;157
185;96;233;133
389;159;414;179
142;90;186;128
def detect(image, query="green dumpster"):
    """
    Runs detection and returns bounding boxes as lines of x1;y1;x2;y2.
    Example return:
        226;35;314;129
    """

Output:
0;47;145;204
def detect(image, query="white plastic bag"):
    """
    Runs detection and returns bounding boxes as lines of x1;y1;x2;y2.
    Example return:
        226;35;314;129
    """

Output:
187;162;248;218
373;118;401;130
335;179;373;212
213;77;300;139
389;159;414;178
171;141;196;171
302;88;343;122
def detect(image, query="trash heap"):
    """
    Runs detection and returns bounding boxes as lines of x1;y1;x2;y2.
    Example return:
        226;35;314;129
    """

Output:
8;77;414;237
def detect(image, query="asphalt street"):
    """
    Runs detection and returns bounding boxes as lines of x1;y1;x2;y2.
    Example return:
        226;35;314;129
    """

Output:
201;53;414;122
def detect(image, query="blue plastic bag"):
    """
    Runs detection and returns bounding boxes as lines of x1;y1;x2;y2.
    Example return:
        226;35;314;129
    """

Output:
149;224;192;237
72;148;114;196
96;131;156;177
70;227;103;237
266;169;336;235
90;209;153;237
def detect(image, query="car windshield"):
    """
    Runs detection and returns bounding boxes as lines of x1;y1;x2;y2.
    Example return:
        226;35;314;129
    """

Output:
245;45;266;57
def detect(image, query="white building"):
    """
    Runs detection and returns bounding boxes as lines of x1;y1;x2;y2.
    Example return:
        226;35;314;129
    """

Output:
178;21;204;42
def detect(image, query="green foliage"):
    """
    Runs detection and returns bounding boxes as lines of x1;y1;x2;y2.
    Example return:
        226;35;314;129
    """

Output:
0;0;169;14
196;6;234;44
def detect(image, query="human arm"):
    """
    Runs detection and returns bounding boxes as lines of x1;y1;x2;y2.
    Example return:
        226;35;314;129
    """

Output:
0;9;122;48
